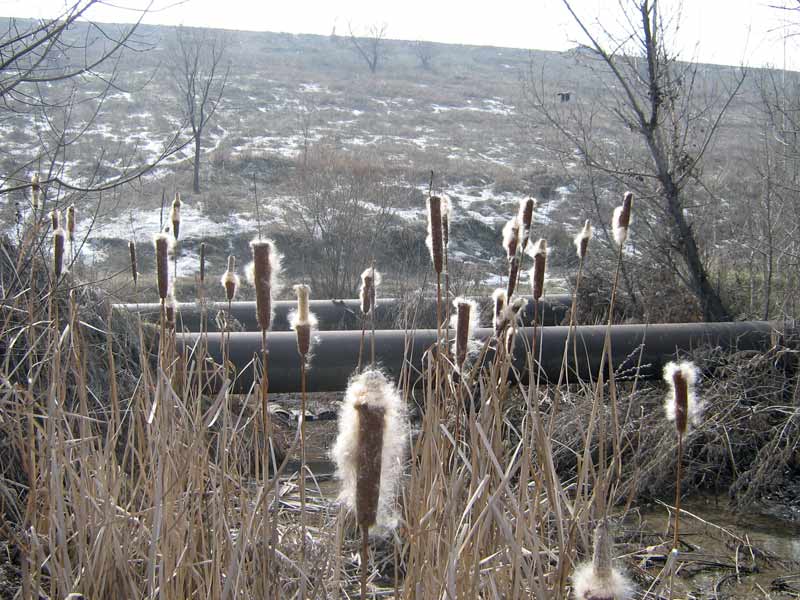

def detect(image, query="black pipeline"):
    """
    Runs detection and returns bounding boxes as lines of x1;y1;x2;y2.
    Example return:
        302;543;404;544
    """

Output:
115;295;572;332
176;321;789;394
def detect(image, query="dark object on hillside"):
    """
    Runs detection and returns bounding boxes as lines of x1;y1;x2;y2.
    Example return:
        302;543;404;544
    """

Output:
114;294;573;332
557;92;571;102
176;320;791;394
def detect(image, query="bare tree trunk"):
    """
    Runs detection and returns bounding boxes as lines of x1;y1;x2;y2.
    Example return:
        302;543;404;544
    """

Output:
193;134;201;194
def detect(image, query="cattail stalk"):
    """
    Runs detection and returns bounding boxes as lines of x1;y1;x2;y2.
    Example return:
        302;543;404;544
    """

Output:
663;361;702;551
53;228;65;282
503;217;521;298
332;370;407;600
50;209;60;230
129;240;138;288
426;196;444;347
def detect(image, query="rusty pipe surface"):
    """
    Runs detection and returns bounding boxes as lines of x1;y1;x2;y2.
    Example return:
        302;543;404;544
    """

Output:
115;295;572;331
176;321;790;394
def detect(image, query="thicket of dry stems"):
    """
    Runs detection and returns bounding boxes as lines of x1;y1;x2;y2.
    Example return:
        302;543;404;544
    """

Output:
0;186;797;600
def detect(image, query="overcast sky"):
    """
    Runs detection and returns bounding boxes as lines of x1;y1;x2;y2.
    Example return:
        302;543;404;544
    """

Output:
2;0;799;70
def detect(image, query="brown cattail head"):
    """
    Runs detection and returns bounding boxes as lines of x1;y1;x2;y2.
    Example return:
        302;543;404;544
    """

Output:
332;369;407;531
663;361;702;436
31;173;41;210
66;204;75;242
502;216;520;260
170;193;182;241
592;520;613;579
153;233;172;300
359;267;382;315
529;238;547;300
426;195;444;274
492;288;507;334
506;256;519;299
574;219;592;259
247;238;282;332
53;228;66;280
518;197;536;241
221;255;239;301
450;297;479;368
199;242;206;284
50;209;60;230
129;240;138;285
289;284;318;359
612;191;633;246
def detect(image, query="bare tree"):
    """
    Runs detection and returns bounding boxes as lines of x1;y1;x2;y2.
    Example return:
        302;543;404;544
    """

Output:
169;26;229;193
348;23;387;74
0;1;191;197
413;40;438;70
525;0;745;321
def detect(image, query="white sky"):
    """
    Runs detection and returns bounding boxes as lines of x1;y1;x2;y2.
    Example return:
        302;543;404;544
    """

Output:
2;0;799;70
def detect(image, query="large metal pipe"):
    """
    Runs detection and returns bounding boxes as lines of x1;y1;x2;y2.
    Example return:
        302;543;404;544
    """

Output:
176;321;789;394
115;295;573;332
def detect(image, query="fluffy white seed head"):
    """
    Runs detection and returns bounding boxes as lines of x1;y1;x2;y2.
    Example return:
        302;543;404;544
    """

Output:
289;284;318;358
502;216;520;260
574;220;593;259
663;361;703;435
571;521;634;600
331;369;408;532
221;255;239;301
170;194;182;240
359;267;382;314
612;192;633;246
31;173;41;210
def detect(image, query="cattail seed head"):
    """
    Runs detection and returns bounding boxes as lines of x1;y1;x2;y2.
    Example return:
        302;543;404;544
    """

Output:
426;195;444;274
49;209;60;230
199;242;206;284
66;204;75;242
492;288;507;333
612;192;633;246
506;256;519;299
165;291;177;328
221;255;239;301
450;297;479;368
31;173;41;210
170;193;182;241
359;267;382;315
332;369;407;531
575;220;593;259
518;197;536;240
571;521;634;600
129;240;138;285
53;228;65;280
289;284;318;358
502;216;520;260
441;194;451;249
153;233;172;300
528;238;547;300
247;238;282;332
663;361;702;436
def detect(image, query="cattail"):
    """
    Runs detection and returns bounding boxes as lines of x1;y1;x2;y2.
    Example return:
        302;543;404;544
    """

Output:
571;521;634;600
31;173;41;210
289;284;318;358
170;192;182;241
359;267;382;314
528;238;547;300
450;297;479;368
492;288;507;334
165;291;177;328
129;240;138;285
518;197;536;245
221;255;239;301
663;361;702;435
153;233;172;300
247;238;282;332
49;209;60;230
53;227;65;279
441;194;451;249
612;191;633;246
331;369;407;530
574;219;592;259
502;216;520;260
426;195;444;274
66;204;75;243
199;242;206;284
